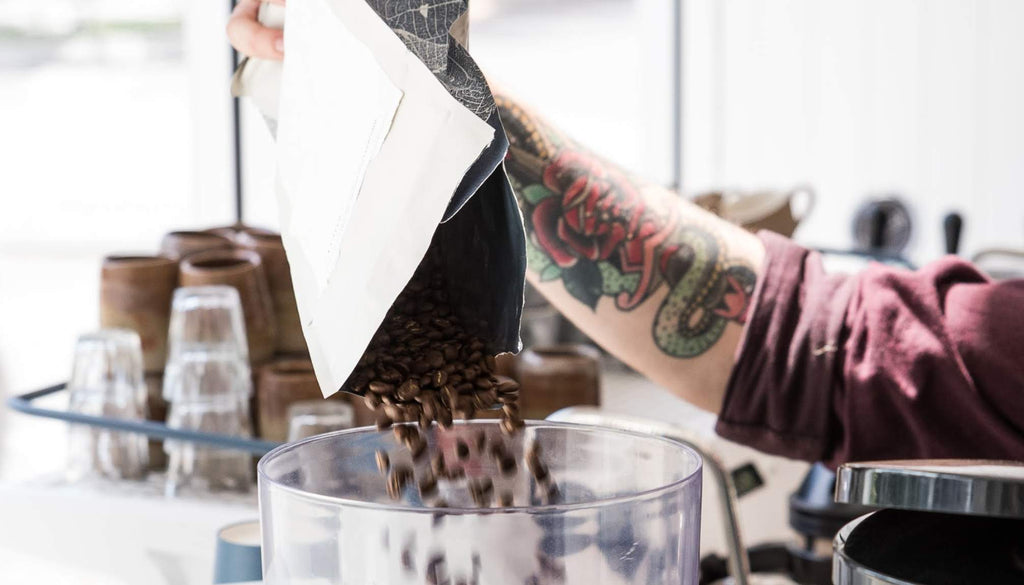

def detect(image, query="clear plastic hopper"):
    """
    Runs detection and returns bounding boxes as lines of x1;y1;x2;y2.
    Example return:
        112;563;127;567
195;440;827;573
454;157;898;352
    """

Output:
259;421;702;584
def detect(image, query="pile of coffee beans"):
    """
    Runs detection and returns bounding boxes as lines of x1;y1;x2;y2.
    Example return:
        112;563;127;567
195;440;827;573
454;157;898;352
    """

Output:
346;268;524;434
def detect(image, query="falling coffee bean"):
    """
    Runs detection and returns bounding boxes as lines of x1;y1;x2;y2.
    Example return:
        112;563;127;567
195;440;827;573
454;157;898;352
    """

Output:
375;449;390;474
418;471;438;497
455;439;470;460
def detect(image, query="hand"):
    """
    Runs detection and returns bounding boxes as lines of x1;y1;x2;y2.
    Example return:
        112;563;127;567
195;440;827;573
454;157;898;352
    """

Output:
227;0;285;60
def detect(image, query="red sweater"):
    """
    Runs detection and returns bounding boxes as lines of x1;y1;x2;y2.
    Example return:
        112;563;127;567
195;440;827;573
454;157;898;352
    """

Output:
717;232;1024;466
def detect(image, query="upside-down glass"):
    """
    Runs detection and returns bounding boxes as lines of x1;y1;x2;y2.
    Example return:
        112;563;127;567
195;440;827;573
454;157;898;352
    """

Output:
259;421;702;585
163;286;254;495
66;329;149;481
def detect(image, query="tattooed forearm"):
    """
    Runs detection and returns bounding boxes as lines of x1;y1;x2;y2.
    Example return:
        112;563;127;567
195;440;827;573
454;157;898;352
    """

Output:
496;96;756;358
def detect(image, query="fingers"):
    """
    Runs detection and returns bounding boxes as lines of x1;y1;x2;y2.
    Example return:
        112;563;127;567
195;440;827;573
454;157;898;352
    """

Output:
227;0;284;60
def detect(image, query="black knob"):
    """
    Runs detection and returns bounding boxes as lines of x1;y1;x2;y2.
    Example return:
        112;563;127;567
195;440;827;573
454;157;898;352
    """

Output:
868;207;888;250
943;212;963;255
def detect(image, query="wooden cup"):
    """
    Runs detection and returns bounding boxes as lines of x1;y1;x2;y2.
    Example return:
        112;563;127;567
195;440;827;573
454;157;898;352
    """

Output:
256;358;323;442
179;249;277;364
235;231;305;354
516;345;602;420
160;230;234;261
100;255;179;373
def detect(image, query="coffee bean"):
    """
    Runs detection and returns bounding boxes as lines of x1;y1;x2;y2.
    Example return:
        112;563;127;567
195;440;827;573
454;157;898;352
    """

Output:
375;449;390;474
393;424;413;442
408;436;428;461
364;393;382;410
544;482;561;504
418;471;438;497
376;415;393;431
498;392;519;404
527;454;549;483
489;443;507;461
502;403;520;418
455;439;470;460
381;368;403;384
397;379;421;401
498;455;517;475
430;452;447;476
437;408;453;429
468;477;493;507
392;360;410;377
432;370;448;387
401;547;415;572
384;404;404;422
368;380;394;395
426;350;444;369
494;377;520;394
440;384;457;407
500;415;524;435
425;555;447;585
418;413;432;430
484;354;497;371
387;466;411;499
498;490;514;507
442;345;459;361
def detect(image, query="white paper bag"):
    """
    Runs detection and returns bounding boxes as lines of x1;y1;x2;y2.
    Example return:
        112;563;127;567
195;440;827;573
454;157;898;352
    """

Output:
234;0;525;398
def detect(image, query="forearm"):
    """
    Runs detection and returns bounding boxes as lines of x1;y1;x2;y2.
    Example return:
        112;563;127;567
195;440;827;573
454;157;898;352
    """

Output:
495;95;765;413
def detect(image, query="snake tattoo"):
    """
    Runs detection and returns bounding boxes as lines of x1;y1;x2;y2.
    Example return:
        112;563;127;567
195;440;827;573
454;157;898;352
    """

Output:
496;96;756;358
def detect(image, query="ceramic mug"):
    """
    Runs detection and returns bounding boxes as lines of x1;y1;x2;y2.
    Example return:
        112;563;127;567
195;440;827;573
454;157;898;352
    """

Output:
179;249;277;364
213;520;262;584
722;185;816;238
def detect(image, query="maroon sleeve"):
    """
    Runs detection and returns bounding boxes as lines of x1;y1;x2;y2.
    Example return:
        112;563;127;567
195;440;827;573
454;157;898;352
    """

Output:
715;231;1024;466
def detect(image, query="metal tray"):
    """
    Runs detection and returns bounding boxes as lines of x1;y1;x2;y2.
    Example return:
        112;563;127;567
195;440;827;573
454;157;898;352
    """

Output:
7;383;282;455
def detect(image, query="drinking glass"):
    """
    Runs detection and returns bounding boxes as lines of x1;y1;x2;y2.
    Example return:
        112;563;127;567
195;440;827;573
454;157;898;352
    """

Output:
285;400;356;442
259;421;702;584
163;286;255;495
66;329;149;481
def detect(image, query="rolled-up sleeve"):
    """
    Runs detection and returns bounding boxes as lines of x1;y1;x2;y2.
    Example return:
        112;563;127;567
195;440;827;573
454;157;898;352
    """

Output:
715;231;1024;466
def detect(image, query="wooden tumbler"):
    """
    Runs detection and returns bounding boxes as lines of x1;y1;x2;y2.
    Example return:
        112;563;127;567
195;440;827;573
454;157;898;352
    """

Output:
179;249;277;364
235;231;306;354
516;345;602;420
256;358;323;442
160;230;234;261
100;255;178;373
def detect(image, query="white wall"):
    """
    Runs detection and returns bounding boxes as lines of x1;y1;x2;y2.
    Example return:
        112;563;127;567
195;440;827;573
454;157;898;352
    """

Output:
682;0;1024;264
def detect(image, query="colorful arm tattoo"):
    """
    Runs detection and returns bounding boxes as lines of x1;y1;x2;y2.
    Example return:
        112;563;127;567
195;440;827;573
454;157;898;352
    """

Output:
496;96;757;358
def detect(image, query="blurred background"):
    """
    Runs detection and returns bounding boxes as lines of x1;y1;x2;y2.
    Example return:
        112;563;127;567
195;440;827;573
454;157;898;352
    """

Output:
1;0;1023;582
